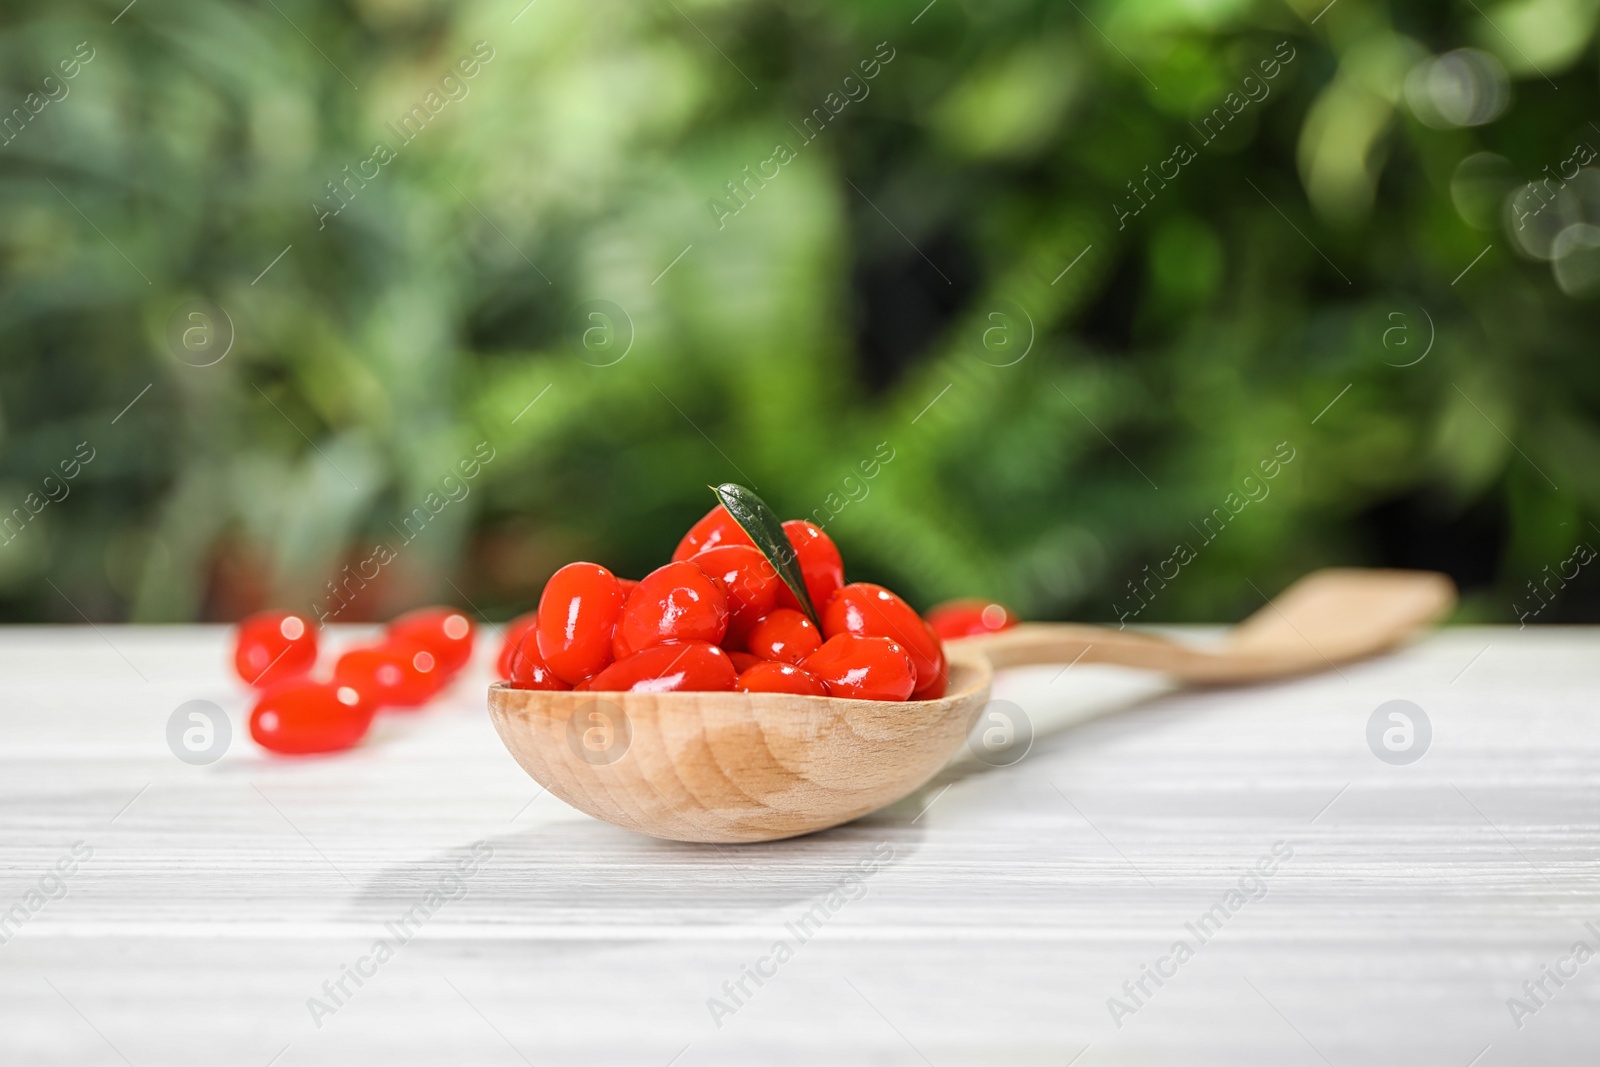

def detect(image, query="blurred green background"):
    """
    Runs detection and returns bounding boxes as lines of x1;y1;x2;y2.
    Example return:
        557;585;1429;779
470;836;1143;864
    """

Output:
2;0;1598;626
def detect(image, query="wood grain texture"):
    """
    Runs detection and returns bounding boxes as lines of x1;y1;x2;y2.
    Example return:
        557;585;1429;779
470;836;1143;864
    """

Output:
0;624;1597;1066
487;655;992;844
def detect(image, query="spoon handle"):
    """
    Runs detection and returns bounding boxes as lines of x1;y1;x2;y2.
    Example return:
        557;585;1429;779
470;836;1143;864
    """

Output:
948;569;1454;683
952;624;1213;674
954;624;1315;683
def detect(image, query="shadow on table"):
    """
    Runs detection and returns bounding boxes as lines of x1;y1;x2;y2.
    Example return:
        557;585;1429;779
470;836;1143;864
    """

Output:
347;668;1182;927
922;665;1181;792
348;816;923;925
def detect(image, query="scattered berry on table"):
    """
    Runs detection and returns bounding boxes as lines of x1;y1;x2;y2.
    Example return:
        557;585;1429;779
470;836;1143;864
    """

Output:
233;611;318;689
925;598;1019;640
387;607;475;676
334;641;443;709
250;679;373;754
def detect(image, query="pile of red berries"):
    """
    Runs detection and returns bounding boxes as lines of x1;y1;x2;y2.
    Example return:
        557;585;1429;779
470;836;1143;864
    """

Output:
234;607;475;754
231;506;1021;754
495;505;1015;701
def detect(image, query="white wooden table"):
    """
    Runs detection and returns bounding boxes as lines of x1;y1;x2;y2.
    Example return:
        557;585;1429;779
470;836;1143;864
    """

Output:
1;625;1594;1065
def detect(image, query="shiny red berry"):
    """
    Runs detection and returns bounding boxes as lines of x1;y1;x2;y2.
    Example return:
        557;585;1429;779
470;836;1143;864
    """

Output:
910;658;950;701
777;520;845;614
612;561;729;660
250;679;373;754
925;598;1019;640
736;661;828;696
387;607;475;676
505;638;570;691
233;611;318;689
743;608;822;665
672;505;754;562
333;641;442;709
578;641;737;693
801;634;916;701
822;583;946;696
536;562;628;685
727;651;764;673
691;544;780;642
495;612;540;679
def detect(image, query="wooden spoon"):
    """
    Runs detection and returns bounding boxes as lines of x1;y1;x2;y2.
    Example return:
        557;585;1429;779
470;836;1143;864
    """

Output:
487;568;1454;844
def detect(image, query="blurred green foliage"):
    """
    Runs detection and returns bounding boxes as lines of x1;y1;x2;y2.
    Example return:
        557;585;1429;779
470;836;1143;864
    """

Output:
2;0;1598;625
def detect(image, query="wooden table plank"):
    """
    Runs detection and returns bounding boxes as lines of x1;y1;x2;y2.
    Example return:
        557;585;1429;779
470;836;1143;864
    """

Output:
0;626;1595;1064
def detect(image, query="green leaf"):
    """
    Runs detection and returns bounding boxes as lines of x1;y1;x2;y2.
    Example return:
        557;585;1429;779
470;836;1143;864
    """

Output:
711;483;819;627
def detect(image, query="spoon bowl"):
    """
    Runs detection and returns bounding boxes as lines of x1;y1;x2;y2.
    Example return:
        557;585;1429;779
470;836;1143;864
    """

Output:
487;568;1455;843
489;646;994;844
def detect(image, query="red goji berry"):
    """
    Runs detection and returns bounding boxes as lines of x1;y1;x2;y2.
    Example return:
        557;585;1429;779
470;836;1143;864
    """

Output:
612;561;729;660
233;611;318;689
925;598;1019;640
579;641;737;693
743;608;822;665
535;563;628;684
692;543;781;643
387;607;475;676
671;505;754;562
250;679;373;754
801;634;916;701
735;661;829;696
822;583;946;697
